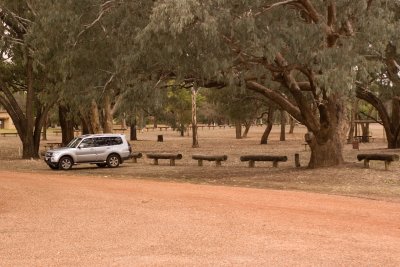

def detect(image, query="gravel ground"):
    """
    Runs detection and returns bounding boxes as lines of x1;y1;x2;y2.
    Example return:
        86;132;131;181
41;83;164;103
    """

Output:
1;170;400;266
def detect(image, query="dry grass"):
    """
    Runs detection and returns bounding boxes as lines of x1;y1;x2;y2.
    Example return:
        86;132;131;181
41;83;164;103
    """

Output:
1;124;399;201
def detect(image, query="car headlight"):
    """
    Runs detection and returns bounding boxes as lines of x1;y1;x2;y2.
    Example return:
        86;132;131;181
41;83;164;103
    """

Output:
51;152;61;158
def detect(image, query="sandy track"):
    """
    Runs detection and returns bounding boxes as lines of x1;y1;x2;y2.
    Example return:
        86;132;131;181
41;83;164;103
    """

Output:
1;170;400;266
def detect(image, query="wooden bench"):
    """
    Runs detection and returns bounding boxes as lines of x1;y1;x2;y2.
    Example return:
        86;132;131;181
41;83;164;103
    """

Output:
131;152;143;163
240;155;288;168
192;154;228;167
0;132;18;137
146;153;183;166
357;153;399;170
158;126;169;131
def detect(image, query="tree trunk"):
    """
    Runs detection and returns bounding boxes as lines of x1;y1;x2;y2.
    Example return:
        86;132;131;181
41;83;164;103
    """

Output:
260;107;275;144
22;52;36;159
360;122;370;142
347;99;358;143
59;105;75;146
191;86;199;147
280;110;286;141
235;121;242;139
388;98;400;148
307;97;347;168
308;134;344;168
42;115;48;141
103;93;113;133
121;114;127;129
129;117;137;141
288;116;295;134
81;118;90;135
90;99;101;133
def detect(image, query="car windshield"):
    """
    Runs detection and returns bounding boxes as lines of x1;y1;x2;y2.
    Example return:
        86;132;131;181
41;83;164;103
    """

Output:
66;137;82;148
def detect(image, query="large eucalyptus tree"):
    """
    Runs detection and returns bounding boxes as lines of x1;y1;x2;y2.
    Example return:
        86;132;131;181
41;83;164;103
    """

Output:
0;1;58;158
134;0;395;168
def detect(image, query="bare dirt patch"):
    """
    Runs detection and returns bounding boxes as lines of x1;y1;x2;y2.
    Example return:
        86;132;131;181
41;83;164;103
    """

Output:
1;125;399;201
1;171;400;266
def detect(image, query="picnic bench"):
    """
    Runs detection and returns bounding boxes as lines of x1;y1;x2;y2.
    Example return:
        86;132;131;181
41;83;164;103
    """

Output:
0;132;18;137
131;152;143;163
146;153;183;166
192;154;228;167
240;155;288;168
357;153;399;170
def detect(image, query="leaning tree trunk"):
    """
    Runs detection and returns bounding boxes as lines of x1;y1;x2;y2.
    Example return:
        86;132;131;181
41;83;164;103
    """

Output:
356;87;400;149
260;106;275;144
242;121;251;138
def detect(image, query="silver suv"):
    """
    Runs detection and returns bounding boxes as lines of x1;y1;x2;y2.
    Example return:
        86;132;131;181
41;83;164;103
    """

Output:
44;134;132;170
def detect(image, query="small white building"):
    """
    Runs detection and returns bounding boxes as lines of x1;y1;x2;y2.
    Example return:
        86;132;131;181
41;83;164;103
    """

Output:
0;110;15;129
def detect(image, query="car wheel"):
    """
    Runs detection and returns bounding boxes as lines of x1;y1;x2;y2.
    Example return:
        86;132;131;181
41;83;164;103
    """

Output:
96;163;107;168
107;154;120;168
58;156;73;170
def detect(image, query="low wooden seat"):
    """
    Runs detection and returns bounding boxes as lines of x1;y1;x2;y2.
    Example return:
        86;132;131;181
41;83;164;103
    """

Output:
240;155;288;168
146;153;183;166
357;153;399;170
192;154;228;167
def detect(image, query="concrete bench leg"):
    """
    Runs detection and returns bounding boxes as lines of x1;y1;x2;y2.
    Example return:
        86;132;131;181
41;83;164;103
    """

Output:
198;159;203;166
248;160;255;168
273;161;278;168
216;160;221;167
132;158;137;163
170;159;175;166
363;159;369;168
153;159;159;165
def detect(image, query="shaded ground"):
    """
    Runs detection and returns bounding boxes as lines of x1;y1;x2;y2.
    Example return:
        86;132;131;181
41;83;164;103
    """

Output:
0;125;399;201
1;170;400;266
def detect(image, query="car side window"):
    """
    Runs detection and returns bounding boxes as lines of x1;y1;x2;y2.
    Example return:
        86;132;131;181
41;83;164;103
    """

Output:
110;137;123;145
94;137;107;147
79;138;95;148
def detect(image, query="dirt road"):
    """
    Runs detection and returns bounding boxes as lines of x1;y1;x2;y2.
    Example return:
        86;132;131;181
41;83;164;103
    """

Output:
1;170;400;266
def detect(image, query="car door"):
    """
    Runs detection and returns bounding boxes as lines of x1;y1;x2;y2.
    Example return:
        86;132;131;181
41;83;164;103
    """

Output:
75;138;96;162
93;137;109;161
